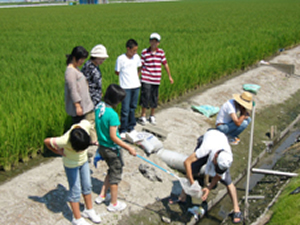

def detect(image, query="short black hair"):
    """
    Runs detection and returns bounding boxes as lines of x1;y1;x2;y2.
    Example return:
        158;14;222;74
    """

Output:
104;84;126;106
69;128;90;152
126;39;138;49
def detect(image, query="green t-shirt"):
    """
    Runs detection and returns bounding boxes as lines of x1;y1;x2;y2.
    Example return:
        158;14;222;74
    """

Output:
95;102;121;149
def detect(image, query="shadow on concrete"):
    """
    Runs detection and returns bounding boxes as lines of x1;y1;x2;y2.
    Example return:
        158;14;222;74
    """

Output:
28;184;73;222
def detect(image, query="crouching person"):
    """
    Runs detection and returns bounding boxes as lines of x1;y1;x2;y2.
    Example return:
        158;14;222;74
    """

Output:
174;129;242;224
44;119;101;225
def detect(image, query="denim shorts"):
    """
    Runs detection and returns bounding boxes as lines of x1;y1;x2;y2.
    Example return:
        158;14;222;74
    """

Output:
64;161;92;202
139;83;159;109
99;145;124;184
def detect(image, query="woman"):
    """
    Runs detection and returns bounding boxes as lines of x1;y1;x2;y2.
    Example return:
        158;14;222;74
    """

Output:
65;46;97;145
81;44;109;107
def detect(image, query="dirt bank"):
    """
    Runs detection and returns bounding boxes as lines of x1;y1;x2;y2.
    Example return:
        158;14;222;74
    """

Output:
0;45;300;225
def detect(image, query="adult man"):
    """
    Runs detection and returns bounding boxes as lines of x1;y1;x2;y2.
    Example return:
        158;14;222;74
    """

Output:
216;91;253;145
173;129;242;224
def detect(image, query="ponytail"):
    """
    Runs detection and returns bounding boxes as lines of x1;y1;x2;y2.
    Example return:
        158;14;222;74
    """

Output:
66;46;88;65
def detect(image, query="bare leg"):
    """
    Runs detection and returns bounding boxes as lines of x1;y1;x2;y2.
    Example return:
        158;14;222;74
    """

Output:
141;107;147;118
99;174;110;197
110;184;118;205
150;108;155;117
83;194;92;210
70;202;81;219
227;183;240;212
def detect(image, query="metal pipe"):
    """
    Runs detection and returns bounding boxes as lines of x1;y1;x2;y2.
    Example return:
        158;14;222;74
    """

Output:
244;101;256;221
251;168;298;177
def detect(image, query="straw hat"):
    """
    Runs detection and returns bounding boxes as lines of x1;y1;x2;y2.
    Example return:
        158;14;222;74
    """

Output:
233;91;253;110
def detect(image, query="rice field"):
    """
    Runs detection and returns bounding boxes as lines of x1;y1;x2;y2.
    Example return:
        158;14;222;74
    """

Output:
0;0;300;170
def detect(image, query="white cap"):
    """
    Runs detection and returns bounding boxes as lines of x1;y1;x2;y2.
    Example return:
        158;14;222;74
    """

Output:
217;151;233;172
90;44;109;58
150;33;161;42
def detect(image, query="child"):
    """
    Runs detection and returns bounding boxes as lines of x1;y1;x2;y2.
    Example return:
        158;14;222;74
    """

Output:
115;39;142;138
44;119;101;225
94;84;137;212
139;33;174;125
215;91;253;145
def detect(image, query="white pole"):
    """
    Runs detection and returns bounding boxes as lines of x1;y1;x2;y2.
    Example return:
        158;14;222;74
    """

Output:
244;101;256;221
251;168;298;177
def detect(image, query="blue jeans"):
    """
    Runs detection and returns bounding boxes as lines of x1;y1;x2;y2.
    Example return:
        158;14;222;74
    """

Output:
64;161;92;202
120;88;140;133
217;117;251;138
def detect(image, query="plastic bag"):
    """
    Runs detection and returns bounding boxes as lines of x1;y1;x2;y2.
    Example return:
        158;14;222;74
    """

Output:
243;84;261;94
137;132;163;154
191;105;219;118
125;130;145;143
179;178;202;199
93;151;103;168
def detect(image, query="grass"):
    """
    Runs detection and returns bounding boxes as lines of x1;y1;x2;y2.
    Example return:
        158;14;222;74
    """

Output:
0;0;300;169
268;169;300;224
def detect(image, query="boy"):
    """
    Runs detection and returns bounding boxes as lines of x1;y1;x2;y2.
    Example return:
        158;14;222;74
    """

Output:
172;129;242;223
94;84;136;212
115;39;142;138
44;120;101;225
139;33;174;125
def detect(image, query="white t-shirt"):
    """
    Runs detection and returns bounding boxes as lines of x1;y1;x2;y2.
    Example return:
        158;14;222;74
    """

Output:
115;53;142;89
215;99;237;125
195;129;232;180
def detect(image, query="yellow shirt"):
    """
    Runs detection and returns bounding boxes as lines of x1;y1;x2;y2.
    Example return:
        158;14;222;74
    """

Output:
50;120;91;168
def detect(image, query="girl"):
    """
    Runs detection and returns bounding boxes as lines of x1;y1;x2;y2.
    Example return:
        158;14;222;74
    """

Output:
94;84;136;212
44;120;101;225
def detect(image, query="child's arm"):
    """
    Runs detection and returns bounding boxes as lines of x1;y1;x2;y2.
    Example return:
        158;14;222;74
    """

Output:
44;138;65;156
163;63;174;84
109;126;137;156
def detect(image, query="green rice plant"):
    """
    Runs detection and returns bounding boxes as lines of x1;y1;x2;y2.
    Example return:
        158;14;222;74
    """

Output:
0;0;300;169
268;169;300;225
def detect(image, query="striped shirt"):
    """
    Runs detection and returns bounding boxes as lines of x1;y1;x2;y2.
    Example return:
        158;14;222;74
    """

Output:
141;47;167;85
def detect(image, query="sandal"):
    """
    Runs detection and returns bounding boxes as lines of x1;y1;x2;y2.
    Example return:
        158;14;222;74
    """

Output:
168;196;186;205
232;211;242;224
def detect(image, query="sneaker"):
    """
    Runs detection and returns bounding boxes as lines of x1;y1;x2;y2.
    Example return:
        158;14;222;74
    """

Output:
120;132;126;139
138;117;147;126
95;193;111;204
229;137;240;145
149;116;156;125
72;217;90;225
81;208;101;224
107;200;127;212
